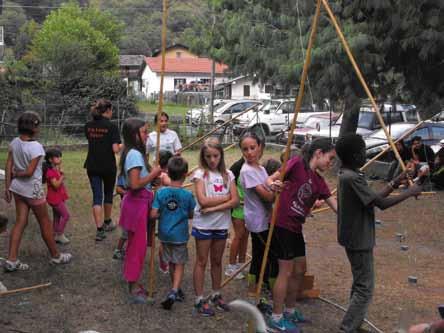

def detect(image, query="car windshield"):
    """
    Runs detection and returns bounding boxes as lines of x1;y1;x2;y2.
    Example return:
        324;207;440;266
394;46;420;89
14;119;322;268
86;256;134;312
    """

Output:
369;125;414;140
260;100;281;112
303;117;332;129
336;112;374;129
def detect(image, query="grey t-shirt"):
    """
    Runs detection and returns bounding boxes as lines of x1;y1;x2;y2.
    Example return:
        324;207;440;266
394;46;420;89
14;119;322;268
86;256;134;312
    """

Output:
9;137;45;199
240;163;271;233
337;168;377;250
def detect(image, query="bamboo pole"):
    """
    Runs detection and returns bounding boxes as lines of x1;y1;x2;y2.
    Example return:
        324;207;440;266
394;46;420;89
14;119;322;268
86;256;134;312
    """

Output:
0;282;51;297
180;105;260;152
148;0;169;302
320;0;409;180
254;0;322;309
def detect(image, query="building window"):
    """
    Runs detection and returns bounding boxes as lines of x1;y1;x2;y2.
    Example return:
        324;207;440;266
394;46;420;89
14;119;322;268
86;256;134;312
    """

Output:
174;78;186;90
243;85;250;97
200;78;211;84
265;85;273;94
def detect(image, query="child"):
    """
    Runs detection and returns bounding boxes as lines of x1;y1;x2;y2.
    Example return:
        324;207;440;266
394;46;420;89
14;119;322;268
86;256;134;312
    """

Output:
0;213;9;291
118;118;161;304
225;157;248;280
335;134;421;333
156;150;173;274
4;112;72;271
44;148;70;245
267;138;338;332
112;174;128;260
150;156;196;310
238;133;278;297
192;137;239;316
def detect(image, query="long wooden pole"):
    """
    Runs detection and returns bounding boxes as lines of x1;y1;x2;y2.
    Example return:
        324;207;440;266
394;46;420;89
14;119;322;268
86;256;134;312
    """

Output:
148;0;169;301
320;0;408;178
0;282;51;297
180;105;260;152
254;0;322;305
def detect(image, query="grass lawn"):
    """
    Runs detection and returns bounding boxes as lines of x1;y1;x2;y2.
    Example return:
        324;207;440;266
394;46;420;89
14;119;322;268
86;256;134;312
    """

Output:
137;101;196;117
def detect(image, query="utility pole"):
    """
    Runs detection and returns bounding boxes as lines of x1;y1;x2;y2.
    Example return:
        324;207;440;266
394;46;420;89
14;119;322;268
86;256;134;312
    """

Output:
209;12;216;125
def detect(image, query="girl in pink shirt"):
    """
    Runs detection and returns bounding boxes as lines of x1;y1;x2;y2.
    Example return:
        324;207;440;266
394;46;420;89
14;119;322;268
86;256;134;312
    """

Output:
44;148;70;245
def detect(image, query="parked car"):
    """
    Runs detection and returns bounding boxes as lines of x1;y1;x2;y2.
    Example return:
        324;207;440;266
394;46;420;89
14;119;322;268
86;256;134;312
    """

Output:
365;122;444;161
213;100;263;124
276;113;340;146
185;99;229;126
310;103;421;143
233;99;330;136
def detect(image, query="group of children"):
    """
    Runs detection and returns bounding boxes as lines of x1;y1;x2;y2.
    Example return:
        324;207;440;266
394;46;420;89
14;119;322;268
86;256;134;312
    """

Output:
2;110;424;333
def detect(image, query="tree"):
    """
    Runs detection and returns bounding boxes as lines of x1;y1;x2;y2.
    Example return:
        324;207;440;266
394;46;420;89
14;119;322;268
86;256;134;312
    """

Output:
186;0;444;135
0;1;27;46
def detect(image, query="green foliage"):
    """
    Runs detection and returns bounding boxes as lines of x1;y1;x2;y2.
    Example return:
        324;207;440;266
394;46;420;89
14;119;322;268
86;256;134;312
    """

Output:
0;1;27;46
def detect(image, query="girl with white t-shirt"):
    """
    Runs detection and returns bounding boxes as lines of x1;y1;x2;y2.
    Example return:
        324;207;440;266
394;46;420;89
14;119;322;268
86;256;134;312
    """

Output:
192;138;239;316
239;132;279;296
4;112;72;272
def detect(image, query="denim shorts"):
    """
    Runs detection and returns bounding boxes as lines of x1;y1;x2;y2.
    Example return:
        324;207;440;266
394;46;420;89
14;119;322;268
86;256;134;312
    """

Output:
87;172;116;206
191;228;228;240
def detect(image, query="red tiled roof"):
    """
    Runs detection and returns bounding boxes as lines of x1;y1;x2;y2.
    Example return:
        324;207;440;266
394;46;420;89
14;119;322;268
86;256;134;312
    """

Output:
145;57;228;74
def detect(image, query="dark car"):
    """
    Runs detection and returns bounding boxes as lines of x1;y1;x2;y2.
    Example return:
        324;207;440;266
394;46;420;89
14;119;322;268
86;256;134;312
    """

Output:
365;122;444;161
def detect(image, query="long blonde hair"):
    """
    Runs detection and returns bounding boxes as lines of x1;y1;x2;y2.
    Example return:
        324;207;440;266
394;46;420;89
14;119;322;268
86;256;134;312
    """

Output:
199;137;229;186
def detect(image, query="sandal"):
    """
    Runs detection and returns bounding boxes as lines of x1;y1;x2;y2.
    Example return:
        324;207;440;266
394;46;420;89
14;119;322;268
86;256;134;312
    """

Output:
50;253;72;265
4;259;30;272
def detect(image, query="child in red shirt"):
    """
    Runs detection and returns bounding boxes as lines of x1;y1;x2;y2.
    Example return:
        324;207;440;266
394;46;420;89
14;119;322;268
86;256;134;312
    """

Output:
44;148;70;244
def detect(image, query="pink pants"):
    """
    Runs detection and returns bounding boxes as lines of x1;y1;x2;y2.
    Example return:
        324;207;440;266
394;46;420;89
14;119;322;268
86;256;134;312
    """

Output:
50;201;70;234
124;220;148;283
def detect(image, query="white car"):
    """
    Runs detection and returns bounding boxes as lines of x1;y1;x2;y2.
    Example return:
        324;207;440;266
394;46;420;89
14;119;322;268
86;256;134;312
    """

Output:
185;99;229;125
309;103;421;142
233;99;330;135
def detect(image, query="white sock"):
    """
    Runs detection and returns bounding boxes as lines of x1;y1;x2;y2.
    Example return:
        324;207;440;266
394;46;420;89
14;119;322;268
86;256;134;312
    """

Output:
272;313;283;321
211;290;221;298
195;295;204;305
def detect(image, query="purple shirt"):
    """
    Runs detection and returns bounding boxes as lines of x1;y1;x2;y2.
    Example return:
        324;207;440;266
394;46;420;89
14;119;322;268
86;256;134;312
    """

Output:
240;163;271;233
277;157;331;233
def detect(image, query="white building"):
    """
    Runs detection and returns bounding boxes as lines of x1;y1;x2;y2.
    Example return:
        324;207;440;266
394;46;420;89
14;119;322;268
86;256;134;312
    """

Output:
140;45;229;98
218;75;274;100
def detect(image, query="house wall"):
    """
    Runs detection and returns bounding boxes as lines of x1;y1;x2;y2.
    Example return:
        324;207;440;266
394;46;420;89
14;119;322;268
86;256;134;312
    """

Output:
141;66;227;98
230;78;271;100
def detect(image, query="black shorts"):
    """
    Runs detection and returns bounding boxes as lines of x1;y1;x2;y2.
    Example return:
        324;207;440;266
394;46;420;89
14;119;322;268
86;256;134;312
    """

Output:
271;226;305;260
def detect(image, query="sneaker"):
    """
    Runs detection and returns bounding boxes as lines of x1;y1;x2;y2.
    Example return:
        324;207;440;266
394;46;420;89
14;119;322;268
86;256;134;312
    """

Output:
234;263;245;280
161;290;177;310
95;229;106;241
50;253;72;265
55;234;70;245
194;299;215;317
4;260;30;273
176;288;185;302
113;249;125;260
129;290;147;304
224;264;236;277
210;293;230;312
284;309;306;323
103;220;116;232
267;316;300;332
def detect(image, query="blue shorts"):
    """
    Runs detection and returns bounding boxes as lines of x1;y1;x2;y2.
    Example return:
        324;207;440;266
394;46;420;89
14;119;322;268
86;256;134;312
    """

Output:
191;228;228;240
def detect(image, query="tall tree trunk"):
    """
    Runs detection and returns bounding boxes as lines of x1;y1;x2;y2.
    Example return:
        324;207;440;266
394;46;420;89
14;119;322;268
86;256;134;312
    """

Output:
339;93;361;138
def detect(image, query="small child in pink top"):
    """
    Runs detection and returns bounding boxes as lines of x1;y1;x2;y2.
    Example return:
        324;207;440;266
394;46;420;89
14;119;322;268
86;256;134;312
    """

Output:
44;148;70;245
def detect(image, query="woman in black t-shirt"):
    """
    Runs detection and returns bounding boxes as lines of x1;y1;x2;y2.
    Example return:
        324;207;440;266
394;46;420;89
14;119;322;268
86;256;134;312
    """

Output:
84;99;121;241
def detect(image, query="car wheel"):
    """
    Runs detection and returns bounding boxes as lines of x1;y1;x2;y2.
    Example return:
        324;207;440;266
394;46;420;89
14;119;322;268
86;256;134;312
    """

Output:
251;124;270;137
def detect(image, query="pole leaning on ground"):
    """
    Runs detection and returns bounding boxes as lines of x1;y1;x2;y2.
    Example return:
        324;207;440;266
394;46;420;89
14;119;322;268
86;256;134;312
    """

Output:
148;0;169;302
320;0;408;178
253;0;323;316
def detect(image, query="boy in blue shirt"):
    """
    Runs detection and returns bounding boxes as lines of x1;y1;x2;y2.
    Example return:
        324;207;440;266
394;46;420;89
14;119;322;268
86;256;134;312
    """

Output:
150;156;196;310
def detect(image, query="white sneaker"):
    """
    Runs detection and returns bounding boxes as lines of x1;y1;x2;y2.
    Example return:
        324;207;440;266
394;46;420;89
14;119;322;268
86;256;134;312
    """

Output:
224;264;236;277
50;253;72;265
234;263;245;280
0;281;7;292
55;234;70;245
